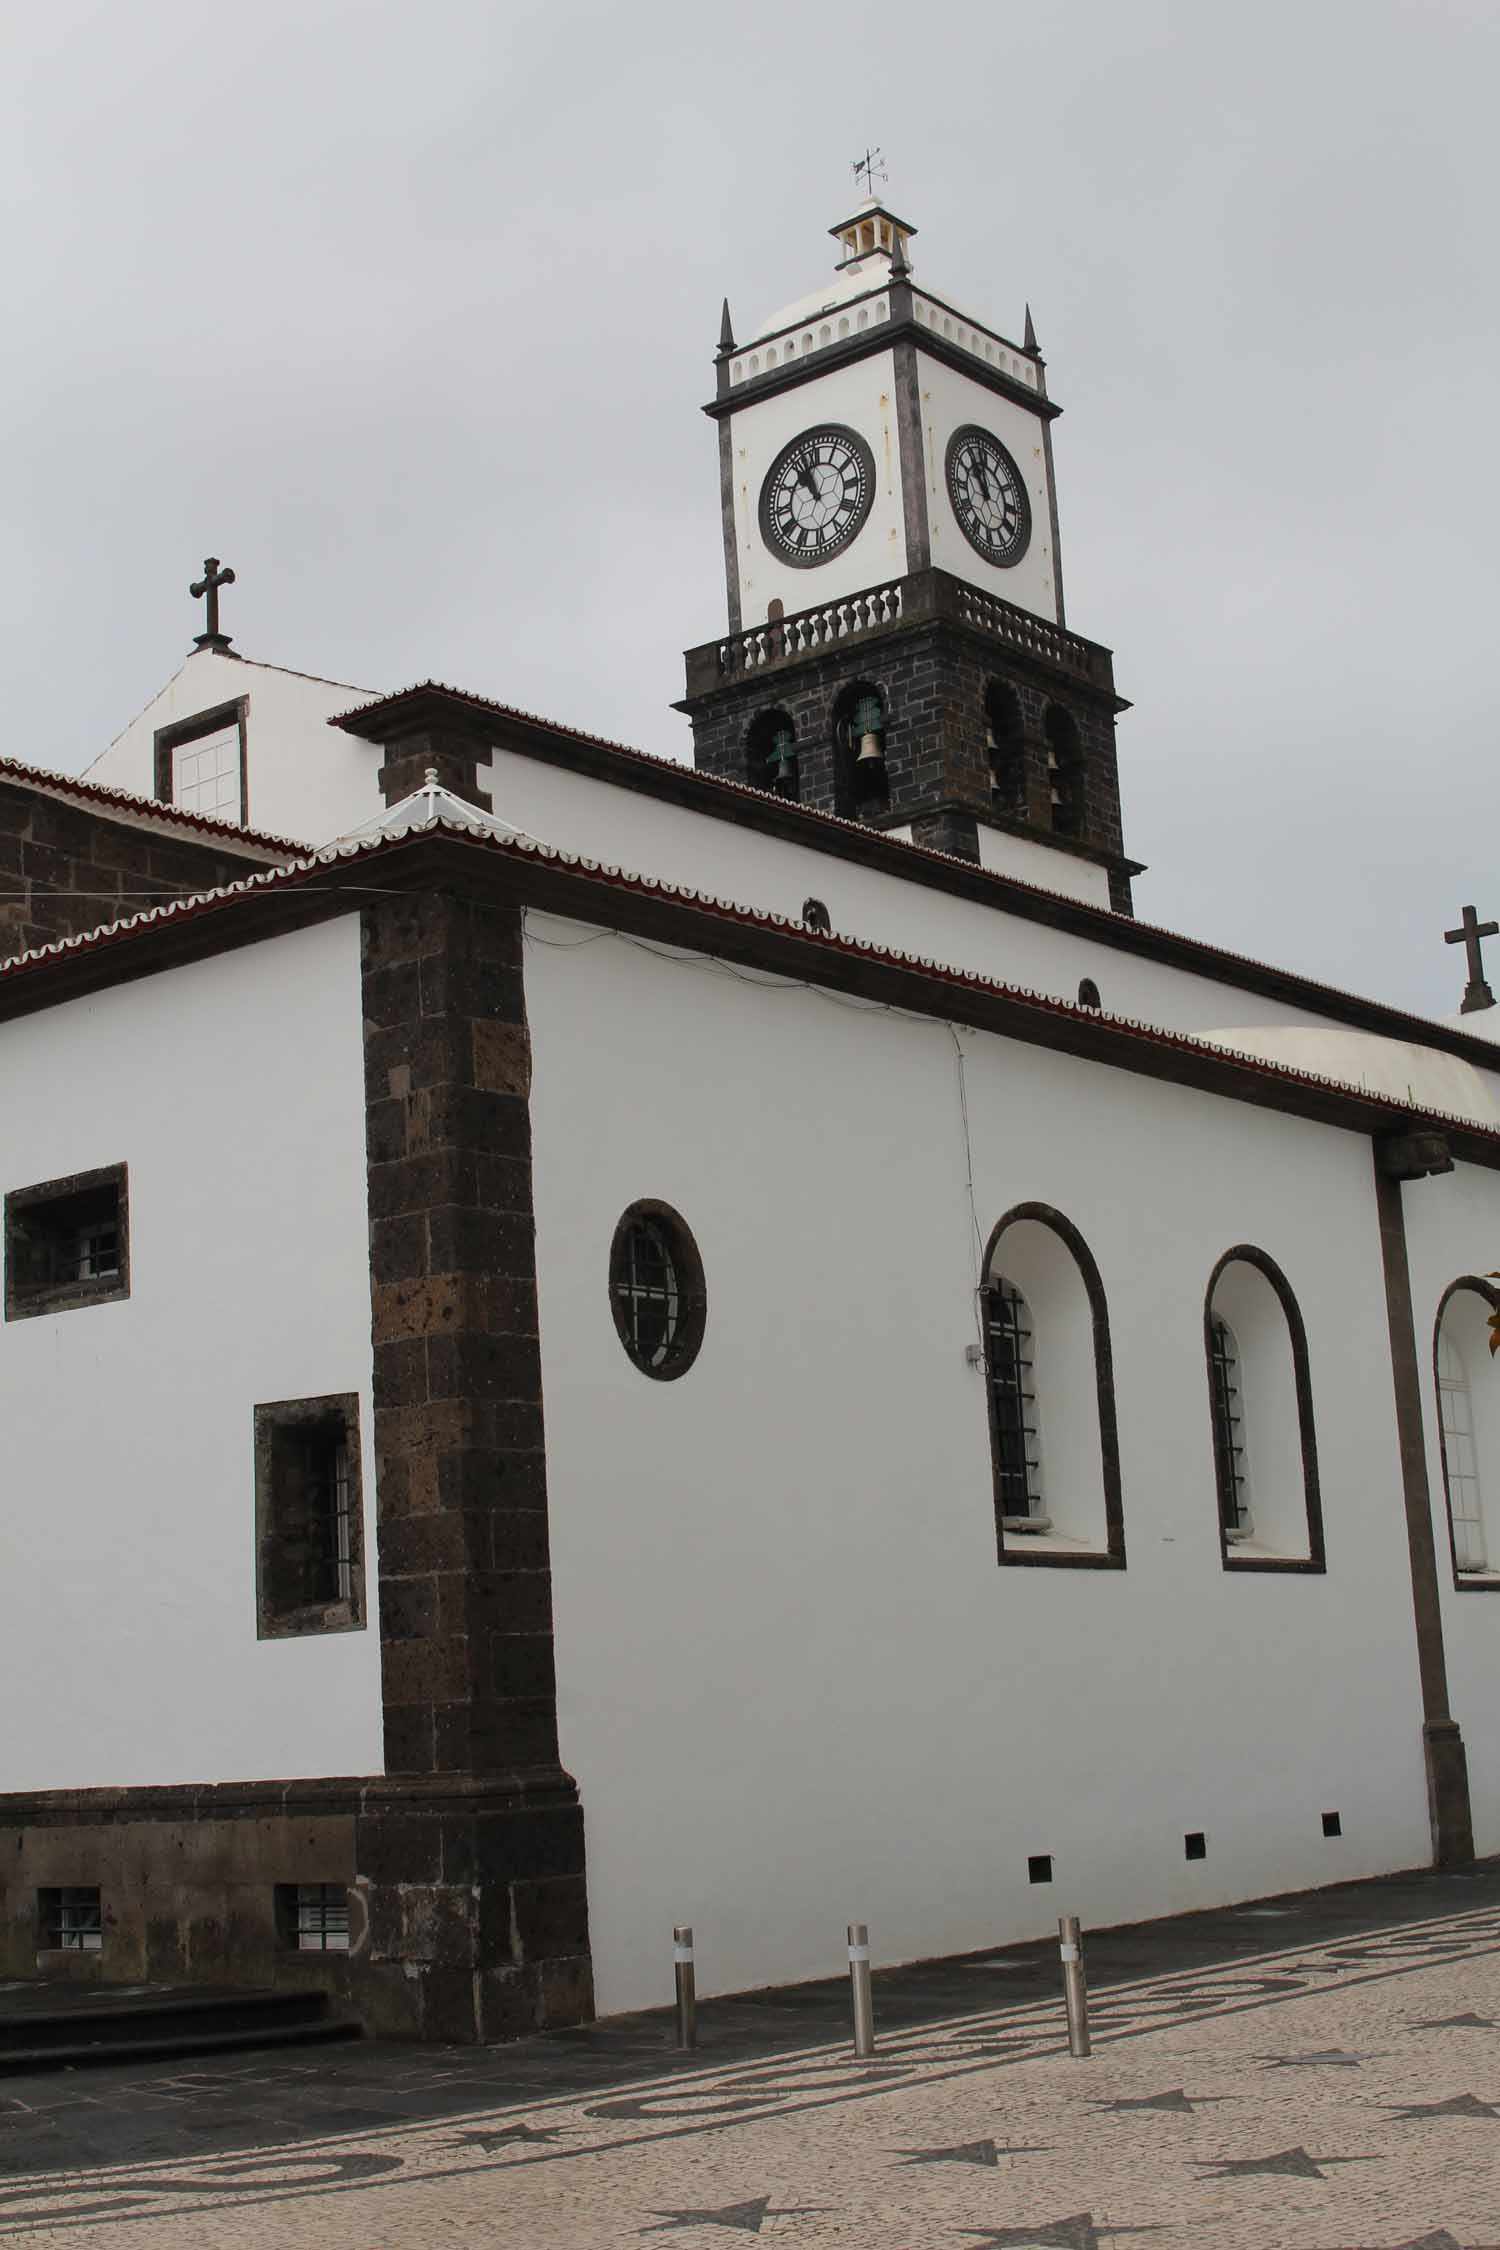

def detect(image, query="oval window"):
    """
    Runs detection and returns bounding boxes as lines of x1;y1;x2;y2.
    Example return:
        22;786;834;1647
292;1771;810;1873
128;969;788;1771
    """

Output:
608;1202;707;1380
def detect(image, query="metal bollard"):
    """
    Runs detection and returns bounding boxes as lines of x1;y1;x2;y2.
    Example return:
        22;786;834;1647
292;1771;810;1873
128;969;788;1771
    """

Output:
1059;1913;1091;2057
673;1925;697;2050
847;1922;875;2057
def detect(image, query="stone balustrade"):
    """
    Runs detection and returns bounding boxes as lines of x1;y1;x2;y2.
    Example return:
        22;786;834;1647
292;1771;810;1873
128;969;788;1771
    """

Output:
682;572;1113;698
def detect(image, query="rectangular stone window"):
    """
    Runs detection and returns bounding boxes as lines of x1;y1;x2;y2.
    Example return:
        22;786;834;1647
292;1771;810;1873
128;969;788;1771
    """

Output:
38;1887;102;1952
5;1164;129;1320
154;697;249;826
277;1882;350;1951
254;1395;366;1638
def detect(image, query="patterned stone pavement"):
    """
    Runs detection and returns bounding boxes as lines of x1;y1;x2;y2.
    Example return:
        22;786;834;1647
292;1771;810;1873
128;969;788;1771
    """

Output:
3;1868;1500;2246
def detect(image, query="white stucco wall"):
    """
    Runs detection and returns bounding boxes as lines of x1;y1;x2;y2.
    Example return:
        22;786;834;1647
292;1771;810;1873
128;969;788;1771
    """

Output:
0;915;382;1790
527;910;1435;2016
918;351;1059;621
727;344;907;624
971;819;1112;908
1402;1163;1500;1853
83;648;380;850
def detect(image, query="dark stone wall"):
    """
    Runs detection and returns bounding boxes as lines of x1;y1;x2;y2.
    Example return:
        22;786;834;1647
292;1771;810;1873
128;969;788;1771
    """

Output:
0;780;271;961
0;1789;359;1993
0;1773;589;2042
374;725;494;814
682;595;1130;904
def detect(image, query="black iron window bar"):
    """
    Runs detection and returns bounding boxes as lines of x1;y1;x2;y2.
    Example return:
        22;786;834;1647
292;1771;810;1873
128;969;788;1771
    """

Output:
987;1280;1046;1526
613;1219;686;1370
293;1883;350;1952
1210;1316;1252;1537
74;1222;119;1281
40;1886;103;1951
302;1431;354;1605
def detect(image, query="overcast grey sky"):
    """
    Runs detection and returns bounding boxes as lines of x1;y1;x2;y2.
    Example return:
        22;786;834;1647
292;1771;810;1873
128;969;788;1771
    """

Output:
7;0;1497;1016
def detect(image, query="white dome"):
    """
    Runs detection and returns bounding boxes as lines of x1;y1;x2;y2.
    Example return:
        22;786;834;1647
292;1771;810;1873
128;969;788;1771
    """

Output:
748;253;895;346
1195;1023;1500;1127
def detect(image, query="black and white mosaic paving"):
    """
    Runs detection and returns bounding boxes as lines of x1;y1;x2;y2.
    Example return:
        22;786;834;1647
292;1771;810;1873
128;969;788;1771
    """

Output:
0;1861;1497;2245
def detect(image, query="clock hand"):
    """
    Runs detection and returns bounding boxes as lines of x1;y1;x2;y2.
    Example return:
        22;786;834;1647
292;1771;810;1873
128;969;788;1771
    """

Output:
796;462;823;505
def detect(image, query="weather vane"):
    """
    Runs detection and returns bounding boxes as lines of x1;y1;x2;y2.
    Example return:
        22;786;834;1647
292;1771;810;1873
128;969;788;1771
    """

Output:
851;146;887;198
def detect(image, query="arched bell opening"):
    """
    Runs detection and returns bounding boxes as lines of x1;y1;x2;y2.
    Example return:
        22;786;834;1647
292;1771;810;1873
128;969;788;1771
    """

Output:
984;681;1026;820
832;682;889;819
745;709;799;800
1043;704;1084;838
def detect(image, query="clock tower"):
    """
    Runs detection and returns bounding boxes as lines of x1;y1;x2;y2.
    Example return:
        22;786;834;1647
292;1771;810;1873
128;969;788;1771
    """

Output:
678;197;1138;912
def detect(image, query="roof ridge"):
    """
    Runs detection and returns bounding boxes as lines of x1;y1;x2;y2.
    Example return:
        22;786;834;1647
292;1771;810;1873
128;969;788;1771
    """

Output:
329;681;1497;1059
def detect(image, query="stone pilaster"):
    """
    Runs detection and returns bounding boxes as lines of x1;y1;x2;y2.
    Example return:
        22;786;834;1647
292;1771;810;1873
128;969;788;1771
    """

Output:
356;884;592;2041
1372;1151;1474;1868
375;727;494;815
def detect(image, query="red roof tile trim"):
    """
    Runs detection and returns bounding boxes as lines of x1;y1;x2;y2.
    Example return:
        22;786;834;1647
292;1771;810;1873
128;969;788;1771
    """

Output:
0;755;301;855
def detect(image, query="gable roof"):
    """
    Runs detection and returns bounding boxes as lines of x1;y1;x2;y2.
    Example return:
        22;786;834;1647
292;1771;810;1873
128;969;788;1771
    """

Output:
1;803;1496;1171
330;681;1500;1077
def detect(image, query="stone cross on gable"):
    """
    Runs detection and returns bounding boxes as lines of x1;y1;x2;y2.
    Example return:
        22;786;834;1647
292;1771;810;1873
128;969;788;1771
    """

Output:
190;556;236;651
1445;903;1498;1014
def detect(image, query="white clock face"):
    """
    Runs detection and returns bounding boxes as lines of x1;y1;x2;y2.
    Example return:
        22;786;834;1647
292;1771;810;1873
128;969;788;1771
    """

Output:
759;426;877;567
946;425;1032;567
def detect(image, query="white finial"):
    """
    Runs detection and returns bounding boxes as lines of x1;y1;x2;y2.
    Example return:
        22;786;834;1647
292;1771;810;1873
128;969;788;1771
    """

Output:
424;767;440;789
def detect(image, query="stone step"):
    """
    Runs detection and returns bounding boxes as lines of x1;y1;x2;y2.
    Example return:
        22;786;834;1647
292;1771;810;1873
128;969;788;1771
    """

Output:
0;2016;361;2076
0;1986;361;2074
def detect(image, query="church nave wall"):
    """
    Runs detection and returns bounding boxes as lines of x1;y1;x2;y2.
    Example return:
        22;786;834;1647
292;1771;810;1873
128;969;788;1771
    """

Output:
525;908;1434;2017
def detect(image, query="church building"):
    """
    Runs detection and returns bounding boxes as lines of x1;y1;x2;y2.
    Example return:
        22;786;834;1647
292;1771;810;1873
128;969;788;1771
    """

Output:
2;194;1499;2045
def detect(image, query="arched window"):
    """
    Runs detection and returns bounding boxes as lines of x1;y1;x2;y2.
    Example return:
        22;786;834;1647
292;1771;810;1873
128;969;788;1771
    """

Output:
746;709;798;799
1204;1248;1324;1570
1076;977;1102;1011
1433;1279;1500;1584
832;682;889;817
981;1205;1124;1567
1044;705;1083;838
984;682;1026;819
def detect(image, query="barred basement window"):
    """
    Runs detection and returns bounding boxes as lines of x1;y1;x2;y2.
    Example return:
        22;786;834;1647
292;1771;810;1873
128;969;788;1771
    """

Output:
279;1883;350;1952
986;1279;1045;1525
38;1887;102;1952
254;1395;366;1638
1209;1316;1251;1537
5;1164;129;1320
609;1202;707;1380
